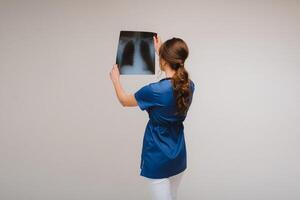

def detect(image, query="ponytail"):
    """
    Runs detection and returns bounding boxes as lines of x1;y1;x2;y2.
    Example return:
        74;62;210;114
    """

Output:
159;37;192;116
171;65;191;116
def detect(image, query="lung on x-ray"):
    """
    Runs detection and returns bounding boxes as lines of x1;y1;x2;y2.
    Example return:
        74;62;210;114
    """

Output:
116;31;157;75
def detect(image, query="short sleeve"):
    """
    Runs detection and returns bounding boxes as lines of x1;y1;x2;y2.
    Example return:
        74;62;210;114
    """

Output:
134;83;158;111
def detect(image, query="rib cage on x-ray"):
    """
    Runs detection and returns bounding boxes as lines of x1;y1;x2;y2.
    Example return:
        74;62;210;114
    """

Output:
116;31;156;74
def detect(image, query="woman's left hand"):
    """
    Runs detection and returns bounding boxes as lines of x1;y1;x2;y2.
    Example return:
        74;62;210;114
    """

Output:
109;64;120;84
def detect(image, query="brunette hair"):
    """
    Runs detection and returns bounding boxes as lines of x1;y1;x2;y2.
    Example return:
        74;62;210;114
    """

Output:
159;37;192;116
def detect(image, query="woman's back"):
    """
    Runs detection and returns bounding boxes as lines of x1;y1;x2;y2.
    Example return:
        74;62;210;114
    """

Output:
136;78;194;121
134;77;195;178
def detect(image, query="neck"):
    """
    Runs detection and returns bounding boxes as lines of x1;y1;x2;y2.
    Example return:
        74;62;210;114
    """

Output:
164;67;176;78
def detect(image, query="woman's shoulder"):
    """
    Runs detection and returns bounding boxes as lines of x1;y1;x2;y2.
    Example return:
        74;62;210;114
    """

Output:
145;79;172;94
148;78;194;91
140;80;162;93
189;78;195;91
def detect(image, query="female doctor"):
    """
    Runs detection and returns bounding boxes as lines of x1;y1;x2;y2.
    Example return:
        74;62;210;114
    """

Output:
109;35;195;200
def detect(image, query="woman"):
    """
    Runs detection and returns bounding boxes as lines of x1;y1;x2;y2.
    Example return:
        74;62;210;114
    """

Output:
109;35;195;200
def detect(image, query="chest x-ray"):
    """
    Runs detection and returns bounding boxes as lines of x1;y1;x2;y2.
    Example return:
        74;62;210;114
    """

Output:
116;31;157;75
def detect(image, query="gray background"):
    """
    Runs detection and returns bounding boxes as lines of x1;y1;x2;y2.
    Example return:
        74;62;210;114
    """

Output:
0;0;299;199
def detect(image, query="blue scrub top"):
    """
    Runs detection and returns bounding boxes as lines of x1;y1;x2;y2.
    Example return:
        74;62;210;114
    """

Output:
134;77;195;179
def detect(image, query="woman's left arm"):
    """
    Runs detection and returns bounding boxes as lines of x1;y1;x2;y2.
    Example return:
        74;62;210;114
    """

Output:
109;64;138;107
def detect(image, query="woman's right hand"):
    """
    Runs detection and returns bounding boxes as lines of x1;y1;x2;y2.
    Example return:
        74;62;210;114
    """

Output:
153;35;162;55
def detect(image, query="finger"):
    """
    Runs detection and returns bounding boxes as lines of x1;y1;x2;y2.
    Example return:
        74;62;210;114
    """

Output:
113;66;118;72
153;36;157;42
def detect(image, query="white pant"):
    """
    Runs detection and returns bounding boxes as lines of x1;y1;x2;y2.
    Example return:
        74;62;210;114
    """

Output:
144;172;185;200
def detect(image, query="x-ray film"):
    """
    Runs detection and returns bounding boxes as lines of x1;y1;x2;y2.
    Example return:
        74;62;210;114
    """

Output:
116;31;157;75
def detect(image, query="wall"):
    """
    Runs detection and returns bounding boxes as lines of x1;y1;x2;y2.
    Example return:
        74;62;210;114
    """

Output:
0;0;299;199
